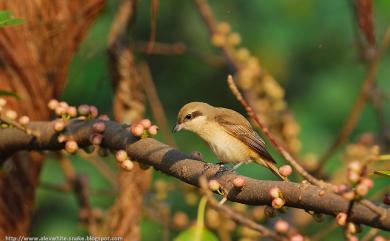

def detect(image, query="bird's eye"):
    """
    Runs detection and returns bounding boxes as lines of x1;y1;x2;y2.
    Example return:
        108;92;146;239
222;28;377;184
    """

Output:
185;114;192;120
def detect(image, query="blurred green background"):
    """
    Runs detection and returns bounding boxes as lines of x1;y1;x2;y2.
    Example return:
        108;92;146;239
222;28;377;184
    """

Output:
31;0;390;240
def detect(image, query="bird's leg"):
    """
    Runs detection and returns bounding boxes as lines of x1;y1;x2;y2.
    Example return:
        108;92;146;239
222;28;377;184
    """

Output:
232;162;244;170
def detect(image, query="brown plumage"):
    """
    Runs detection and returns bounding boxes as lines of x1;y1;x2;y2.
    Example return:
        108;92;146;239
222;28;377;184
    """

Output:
174;102;286;180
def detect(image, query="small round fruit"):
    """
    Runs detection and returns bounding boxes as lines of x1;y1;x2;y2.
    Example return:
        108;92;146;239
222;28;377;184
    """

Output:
65;141;78;153
272;197;285;209
140;119;152;128
78;105;90;116
336;212;347;226
148;125;158;136
269;187;281;199
48;99;58;110
279;165;293;177
67;106;77;117
121;160;134;171
18;116;30;125
131;124;144;137
92;122;106;133
208;180;220;191
115;150;128;163
89;105;98;118
274;220;289;233
233;177;245;188
5;110;17;120
53;120;65;132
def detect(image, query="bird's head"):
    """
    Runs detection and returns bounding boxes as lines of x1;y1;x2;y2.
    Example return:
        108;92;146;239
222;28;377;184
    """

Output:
173;102;214;133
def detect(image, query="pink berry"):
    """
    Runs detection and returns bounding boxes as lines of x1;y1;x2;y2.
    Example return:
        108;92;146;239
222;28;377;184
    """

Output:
347;222;357;234
131;124;145;137
233;177;245;188
89;105;98;118
274;220;289;233
121;159;134;171
336;212;347;226
0;98;7;107
5;110;17;120
343;191;356;201
18;116;30;125
55;106;67;116
208;180;220;191
92;122;106;133
279;165;293;177
290;234;304;241
57;134;67;143
348;161;361;172
148;125;158;136
336;184;349;194
89;134;103;145
348;236;358;241
98;115;110;121
348;171;360;183
65;141;78;153
140;119;152;128
356;183;369;196
67;106;77;117
374;236;386;241
269;187;281;198
48;99;59;110
360;178;373;189
59;101;69;108
53;120;65;132
78;105;90;116
115;150;128;162
272;197;285;209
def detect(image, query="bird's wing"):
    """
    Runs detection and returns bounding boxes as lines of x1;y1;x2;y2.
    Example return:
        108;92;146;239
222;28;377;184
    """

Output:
215;108;276;163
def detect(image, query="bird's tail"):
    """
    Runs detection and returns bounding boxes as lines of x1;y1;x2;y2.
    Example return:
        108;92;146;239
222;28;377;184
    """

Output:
254;158;288;181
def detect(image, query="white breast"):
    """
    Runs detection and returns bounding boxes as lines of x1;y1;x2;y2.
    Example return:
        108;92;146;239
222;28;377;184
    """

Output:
195;122;250;164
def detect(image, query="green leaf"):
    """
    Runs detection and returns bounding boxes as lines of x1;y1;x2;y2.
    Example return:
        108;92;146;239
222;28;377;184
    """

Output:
174;226;219;241
0;89;20;99
374;170;390;178
0;10;24;27
0;11;11;20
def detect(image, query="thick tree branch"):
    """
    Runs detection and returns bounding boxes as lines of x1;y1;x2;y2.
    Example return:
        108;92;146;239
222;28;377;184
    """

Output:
0;120;389;231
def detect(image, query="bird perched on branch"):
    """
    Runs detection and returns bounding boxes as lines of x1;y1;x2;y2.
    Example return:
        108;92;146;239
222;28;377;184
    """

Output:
173;102;286;180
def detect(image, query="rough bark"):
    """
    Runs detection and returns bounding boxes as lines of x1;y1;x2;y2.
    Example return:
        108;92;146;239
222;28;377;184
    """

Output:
1;120;389;231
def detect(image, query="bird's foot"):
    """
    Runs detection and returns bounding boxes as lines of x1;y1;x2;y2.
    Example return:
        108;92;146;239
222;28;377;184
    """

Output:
216;161;225;167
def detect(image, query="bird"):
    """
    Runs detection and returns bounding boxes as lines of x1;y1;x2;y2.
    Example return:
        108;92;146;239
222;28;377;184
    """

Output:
173;102;286;180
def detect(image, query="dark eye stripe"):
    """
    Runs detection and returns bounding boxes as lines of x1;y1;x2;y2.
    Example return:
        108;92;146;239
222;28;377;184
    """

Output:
191;111;203;118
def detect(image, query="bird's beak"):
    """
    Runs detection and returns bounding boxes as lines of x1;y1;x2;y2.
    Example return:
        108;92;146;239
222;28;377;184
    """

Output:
173;123;183;133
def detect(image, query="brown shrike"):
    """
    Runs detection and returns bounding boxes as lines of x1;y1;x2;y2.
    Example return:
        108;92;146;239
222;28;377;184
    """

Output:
173;102;286;180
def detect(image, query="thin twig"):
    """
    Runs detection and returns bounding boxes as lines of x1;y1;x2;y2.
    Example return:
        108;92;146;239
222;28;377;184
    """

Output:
39;182;117;196
311;222;338;241
317;25;390;169
227;75;331;190
1;120;390;230
80;151;117;187
361;228;379;241
147;0;159;53
58;155;98;235
198;176;286;241
138;62;177;148
133;41;186;55
0;115;40;137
